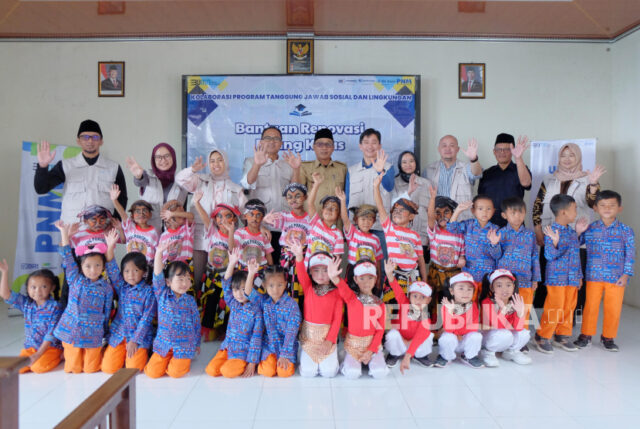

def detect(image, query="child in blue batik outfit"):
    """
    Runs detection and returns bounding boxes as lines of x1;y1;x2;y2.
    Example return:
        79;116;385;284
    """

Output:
144;239;201;378
206;247;264;378
244;259;301;377
53;220;113;374
447;195;502;286
101;230;157;374
0;261;63;373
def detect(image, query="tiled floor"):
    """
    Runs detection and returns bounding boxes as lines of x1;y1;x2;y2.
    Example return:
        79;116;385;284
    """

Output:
3;302;640;429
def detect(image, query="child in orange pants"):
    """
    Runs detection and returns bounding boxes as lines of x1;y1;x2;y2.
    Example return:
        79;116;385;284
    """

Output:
244;259;301;377
102;231;157;373
206;248;263;378
53;221;113;374
574;190;635;352
144;240;201;378
535;195;583;354
0;262;63;374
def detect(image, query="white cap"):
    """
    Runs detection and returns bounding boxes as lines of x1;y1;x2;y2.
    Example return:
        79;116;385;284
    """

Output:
353;262;378;277
450;272;475;286
408;281;432;297
308;253;331;268
489;269;516;284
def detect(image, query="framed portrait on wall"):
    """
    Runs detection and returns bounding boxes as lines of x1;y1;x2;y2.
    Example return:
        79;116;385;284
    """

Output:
287;39;314;74
98;61;125;97
459;63;485;99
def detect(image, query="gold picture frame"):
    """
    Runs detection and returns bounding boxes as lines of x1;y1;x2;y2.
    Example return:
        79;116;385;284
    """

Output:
459;63;485;99
98;61;125;97
287;39;314;74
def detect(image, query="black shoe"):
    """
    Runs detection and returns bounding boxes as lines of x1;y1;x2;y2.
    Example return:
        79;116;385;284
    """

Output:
535;334;554;354
574;334;592;349
601;336;619;352
460;354;485;369
385;353;402;367
413;355;434;368
434;355;449;368
552;335;578;352
520;345;530;354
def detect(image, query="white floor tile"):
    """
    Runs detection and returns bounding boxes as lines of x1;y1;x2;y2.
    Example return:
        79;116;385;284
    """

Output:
402;385;489;419
468;383;567;418
416;418;500;429
335;418;418;429
256;420;337;429
539;381;640;416
494;416;581;429
256;386;333;420
332;386;411;420
173;385;260;422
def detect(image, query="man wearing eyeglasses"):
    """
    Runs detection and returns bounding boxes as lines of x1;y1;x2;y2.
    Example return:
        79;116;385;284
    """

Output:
477;133;532;227
241;125;301;259
34;119;128;224
300;128;346;215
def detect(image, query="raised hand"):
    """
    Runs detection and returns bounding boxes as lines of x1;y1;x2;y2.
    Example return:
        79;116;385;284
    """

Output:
287;238;304;261
0;259;8;275
253;143;268;166
326;255;343;282
160;209;173;221
428;184;437;200
263;211;281;226
311;171;325;186
193;191;203;204
462;138;478;161
487;229;501;246
109;184;121;202
455;201;473;215
372;149;388;173
37;140;56;168
156;239;171;254
511;135;529;160
442;297;454;311
282;150;302;169
125;156;144;179
105;229;119;249
587;164;606;185
575;217;589;236
384;259;397;280
191;156;206;173
543;225;560;247
335;186;346;202
511;293;525;318
247;258;260;277
228;247;242;268
408;174;418;195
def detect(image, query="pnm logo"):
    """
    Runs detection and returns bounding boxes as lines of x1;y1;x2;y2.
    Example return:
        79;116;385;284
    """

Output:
290;104;311;116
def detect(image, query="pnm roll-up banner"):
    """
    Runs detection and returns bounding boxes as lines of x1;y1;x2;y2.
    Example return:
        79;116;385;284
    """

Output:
13;142;81;291
183;75;419;181
529;138;596;226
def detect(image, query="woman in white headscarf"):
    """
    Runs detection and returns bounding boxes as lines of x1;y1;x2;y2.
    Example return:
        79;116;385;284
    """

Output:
176;149;247;294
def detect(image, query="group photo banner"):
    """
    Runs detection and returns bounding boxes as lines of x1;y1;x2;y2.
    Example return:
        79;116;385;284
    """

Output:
183;74;419;182
13;142;81;291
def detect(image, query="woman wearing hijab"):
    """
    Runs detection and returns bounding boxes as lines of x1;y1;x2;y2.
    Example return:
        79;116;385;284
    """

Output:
175;149;247;305
392;150;434;258
532;142;606;311
127;143;189;234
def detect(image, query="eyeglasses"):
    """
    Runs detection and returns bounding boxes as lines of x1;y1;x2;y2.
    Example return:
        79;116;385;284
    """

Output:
262;136;282;143
79;135;101;142
314;142;334;148
154;154;172;161
494;148;511;153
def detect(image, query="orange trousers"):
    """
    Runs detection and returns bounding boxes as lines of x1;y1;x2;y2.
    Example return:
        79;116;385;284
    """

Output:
519;288;535;329
536;286;578;339
144;350;191;378
205;349;248;378
581;281;625;339
19;347;63;374
101;341;149;374
62;342;102;373
257;353;296;378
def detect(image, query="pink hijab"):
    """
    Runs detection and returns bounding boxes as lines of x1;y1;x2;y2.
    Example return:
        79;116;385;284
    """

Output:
553;143;588;182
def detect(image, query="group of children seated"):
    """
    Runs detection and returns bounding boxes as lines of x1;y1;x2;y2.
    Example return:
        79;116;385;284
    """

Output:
0;168;634;378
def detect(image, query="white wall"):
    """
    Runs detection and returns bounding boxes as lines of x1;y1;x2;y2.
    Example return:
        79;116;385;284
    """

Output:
611;30;640;307
0;37;630;299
